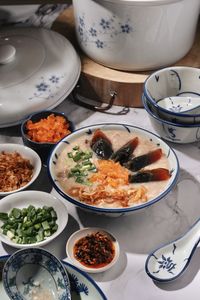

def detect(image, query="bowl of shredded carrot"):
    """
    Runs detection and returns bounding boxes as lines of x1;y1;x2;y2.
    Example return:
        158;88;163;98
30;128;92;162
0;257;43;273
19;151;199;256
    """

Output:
21;110;74;165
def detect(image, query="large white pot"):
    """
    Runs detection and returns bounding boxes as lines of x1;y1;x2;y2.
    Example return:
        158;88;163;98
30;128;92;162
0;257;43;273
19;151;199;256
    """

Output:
72;0;200;71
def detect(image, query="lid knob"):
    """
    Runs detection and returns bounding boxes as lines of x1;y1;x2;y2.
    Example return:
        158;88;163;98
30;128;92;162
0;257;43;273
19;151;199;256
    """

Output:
0;44;16;64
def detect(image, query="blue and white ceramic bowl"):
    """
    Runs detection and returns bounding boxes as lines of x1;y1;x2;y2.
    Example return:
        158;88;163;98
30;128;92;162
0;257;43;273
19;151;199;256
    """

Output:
2;248;71;300
0;255;107;300
62;261;107;299
143;95;200;144
48;123;179;216
143;66;200;124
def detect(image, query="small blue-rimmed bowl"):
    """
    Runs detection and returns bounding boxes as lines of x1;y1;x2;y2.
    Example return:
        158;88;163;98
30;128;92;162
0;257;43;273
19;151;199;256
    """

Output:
2;248;71;300
47;123;179;216
143;66;200;124
21;110;74;165
142;94;200;144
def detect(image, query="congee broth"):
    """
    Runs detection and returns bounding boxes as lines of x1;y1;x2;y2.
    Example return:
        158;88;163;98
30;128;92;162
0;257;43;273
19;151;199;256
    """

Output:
55;129;171;208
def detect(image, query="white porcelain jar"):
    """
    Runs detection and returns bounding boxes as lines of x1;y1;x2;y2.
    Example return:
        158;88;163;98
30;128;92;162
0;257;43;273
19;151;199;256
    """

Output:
72;0;200;71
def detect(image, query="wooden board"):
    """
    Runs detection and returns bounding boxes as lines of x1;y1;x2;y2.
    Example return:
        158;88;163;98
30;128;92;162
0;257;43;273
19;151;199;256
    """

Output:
53;7;200;107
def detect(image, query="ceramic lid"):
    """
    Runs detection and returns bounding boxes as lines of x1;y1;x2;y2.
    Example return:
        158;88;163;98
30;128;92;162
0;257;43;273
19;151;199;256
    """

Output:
100;0;181;5
0;27;81;128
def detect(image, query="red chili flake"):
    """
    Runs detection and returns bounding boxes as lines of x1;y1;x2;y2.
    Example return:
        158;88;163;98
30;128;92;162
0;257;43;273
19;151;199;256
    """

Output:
73;231;115;268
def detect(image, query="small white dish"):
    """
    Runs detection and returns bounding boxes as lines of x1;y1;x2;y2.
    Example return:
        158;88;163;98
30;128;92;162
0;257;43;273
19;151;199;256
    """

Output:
0;26;81;128
66;227;120;273
0;190;69;248
0;143;42;196
0;255;107;300
2;248;71;300
145;218;200;282
157;96;200;115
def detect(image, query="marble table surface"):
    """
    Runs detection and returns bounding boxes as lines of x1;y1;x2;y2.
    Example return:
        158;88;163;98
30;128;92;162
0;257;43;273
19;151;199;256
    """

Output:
0;96;200;300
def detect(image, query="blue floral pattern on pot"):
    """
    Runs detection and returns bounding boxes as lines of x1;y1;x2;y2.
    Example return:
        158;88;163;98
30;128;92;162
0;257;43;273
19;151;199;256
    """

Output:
77;14;133;49
3;248;71;300
29;74;66;101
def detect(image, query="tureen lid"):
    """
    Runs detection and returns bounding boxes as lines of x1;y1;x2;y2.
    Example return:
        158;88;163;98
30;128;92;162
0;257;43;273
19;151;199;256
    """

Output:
0;27;81;128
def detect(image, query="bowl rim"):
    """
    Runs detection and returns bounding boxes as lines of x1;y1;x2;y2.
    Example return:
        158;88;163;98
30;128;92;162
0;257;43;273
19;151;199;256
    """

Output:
0;190;69;248
0;143;42;196
21;109;74;146
143;66;200;118
62;260;107;299
142;94;200;128
66;227;120;273
47;123;180;214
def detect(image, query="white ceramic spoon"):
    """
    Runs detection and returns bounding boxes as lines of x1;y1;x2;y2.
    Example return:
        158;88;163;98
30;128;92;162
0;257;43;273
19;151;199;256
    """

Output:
145;218;200;282
157;96;200;115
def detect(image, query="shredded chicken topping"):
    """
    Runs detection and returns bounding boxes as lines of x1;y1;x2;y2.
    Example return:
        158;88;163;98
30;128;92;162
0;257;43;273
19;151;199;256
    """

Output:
69;185;147;207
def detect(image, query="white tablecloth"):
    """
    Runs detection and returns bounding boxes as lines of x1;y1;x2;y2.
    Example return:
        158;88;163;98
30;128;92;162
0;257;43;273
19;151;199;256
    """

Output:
0;97;200;300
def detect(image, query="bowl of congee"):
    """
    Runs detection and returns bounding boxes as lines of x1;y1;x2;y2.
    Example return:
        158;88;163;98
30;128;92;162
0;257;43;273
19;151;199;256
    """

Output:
48;124;179;216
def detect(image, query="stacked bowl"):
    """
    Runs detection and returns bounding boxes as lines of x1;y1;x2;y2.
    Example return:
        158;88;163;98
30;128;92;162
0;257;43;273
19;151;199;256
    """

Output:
142;66;200;143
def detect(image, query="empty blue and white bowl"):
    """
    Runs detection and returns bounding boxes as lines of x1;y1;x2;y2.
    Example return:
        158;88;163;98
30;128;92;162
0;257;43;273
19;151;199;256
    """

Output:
142;94;200;144
143;66;200;124
2;248;71;300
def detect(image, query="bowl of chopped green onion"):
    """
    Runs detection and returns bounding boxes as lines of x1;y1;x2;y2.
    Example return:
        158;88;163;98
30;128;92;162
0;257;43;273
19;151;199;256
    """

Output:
0;190;69;248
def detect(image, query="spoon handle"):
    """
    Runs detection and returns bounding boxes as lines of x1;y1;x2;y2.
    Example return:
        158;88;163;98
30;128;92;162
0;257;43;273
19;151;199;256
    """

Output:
183;218;200;253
